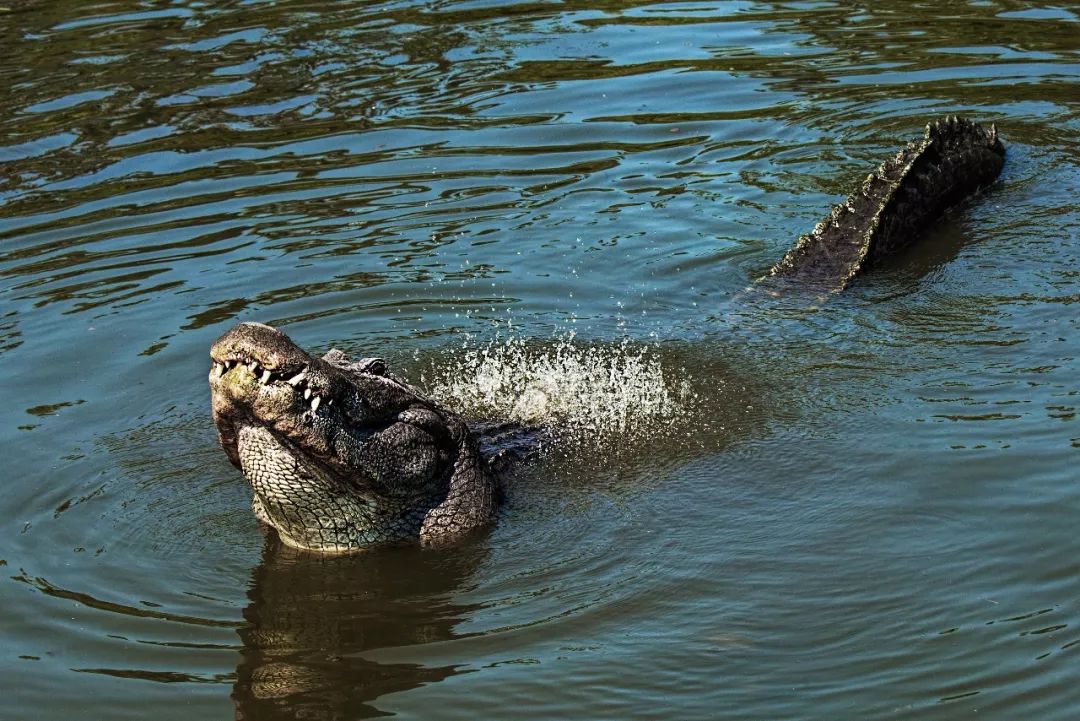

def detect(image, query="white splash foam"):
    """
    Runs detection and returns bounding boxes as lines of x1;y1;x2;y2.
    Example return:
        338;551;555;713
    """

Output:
420;335;698;445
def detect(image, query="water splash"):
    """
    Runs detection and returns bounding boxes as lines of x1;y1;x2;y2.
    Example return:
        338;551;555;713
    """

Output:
420;335;699;446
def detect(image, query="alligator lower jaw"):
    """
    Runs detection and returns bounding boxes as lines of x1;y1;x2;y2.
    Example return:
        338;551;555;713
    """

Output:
209;361;340;470
233;424;395;552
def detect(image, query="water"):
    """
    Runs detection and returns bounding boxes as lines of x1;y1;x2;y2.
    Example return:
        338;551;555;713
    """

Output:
1;1;1078;718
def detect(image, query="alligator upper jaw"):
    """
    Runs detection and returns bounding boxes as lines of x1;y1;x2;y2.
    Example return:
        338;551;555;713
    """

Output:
209;322;354;468
208;351;334;418
210;322;311;384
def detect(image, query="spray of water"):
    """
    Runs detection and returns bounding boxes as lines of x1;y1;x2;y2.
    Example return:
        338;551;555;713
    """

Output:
420;335;700;447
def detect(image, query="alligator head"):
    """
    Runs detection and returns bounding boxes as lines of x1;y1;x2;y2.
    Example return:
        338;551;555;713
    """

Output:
209;322;495;552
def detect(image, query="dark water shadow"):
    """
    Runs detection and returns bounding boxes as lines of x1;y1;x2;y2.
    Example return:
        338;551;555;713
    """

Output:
232;532;487;720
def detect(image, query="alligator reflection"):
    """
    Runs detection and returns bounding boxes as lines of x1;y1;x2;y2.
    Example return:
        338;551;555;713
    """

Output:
233;533;486;720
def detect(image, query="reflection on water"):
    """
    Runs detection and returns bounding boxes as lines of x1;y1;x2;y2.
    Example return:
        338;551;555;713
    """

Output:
234;536;485;720
1;0;1078;718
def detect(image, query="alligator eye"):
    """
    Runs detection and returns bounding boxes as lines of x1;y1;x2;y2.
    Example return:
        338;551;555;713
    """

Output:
359;358;387;376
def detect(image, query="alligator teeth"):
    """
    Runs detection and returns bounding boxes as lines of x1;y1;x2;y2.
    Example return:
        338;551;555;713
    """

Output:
304;388;312;400
212;363;224;379
326;398;333;407
311;396;321;412
248;361;259;374
287;371;307;386
225;360;235;369
260;369;272;384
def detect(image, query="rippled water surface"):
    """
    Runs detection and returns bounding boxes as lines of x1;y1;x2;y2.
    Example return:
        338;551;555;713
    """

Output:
2;1;1078;718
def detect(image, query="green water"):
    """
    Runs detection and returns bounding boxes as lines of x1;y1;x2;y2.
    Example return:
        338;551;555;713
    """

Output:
1;1;1078;718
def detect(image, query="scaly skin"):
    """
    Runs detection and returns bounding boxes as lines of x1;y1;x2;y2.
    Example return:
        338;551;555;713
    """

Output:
768;116;1005;288
210;116;1004;552
209;322;495;552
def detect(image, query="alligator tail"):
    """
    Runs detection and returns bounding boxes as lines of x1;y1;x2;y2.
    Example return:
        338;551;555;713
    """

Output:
768;116;1005;289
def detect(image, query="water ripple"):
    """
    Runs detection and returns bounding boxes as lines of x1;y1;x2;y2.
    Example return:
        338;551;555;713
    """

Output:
2;0;1079;719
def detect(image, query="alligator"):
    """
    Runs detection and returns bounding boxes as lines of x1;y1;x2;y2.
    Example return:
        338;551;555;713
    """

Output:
209;116;1005;553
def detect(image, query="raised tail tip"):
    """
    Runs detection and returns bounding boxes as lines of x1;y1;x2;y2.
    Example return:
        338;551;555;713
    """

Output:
924;114;1004;155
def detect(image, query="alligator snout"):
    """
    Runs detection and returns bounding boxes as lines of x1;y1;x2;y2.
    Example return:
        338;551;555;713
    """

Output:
210;321;311;373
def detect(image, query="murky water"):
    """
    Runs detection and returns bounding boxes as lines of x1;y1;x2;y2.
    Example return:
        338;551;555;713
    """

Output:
2;1;1078;718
